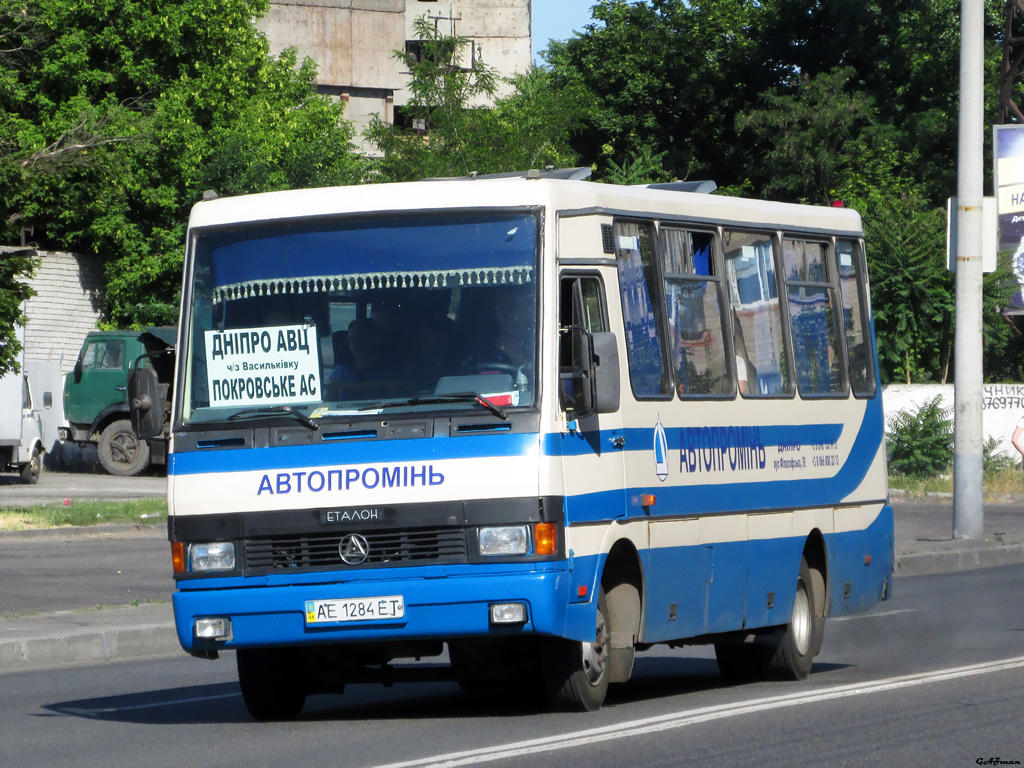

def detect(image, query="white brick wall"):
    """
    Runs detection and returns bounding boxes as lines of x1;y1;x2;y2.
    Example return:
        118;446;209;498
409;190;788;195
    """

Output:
23;250;106;374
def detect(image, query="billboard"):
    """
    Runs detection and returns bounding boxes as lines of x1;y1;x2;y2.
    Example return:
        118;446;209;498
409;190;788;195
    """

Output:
994;124;1024;312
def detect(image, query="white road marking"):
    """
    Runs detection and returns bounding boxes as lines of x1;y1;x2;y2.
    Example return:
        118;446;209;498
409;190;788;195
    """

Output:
831;608;918;621
369;656;1024;768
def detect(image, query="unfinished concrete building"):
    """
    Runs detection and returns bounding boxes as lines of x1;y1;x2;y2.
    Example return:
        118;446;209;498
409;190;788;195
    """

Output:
258;1;532;149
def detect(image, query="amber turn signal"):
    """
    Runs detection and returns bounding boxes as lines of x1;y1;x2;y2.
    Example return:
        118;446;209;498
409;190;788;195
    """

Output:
172;541;186;574
534;522;557;555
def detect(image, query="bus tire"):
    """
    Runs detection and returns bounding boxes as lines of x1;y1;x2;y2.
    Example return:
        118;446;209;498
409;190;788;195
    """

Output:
765;557;824;680
236;648;307;721
544;588;610;711
98;420;150;476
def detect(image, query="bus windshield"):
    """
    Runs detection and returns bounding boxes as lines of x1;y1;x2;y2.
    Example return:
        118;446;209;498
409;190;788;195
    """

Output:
181;211;539;425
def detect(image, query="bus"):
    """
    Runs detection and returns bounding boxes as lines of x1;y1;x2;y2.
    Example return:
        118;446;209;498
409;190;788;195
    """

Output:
130;169;893;719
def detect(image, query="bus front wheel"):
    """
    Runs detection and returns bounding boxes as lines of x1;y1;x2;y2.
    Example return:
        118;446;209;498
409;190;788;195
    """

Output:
544;588;611;711
236;648;307;721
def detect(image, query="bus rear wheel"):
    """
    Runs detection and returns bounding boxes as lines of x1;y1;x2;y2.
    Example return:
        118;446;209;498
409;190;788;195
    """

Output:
236;648;307;721
715;556;824;683
764;556;824;680
544;588;610;711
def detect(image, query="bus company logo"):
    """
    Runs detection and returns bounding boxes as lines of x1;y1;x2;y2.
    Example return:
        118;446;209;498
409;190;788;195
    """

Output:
654;419;669;482
339;534;370;565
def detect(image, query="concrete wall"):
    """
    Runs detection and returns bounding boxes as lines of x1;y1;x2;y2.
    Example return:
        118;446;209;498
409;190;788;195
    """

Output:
259;0;532;146
260;1;406;91
401;0;532;105
883;383;1024;460
22;250;106;375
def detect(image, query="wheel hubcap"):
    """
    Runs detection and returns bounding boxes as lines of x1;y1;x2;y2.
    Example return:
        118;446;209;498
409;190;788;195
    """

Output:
111;434;139;464
581;609;610;685
792;580;812;656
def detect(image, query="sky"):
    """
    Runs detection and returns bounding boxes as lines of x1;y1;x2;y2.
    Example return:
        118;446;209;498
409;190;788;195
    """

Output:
531;0;599;63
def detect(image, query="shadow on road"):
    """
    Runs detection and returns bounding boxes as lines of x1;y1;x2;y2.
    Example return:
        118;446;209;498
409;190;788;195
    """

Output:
41;655;852;725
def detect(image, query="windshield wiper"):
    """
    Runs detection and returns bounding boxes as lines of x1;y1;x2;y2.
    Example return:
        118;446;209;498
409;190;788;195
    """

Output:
361;393;508;421
226;406;320;431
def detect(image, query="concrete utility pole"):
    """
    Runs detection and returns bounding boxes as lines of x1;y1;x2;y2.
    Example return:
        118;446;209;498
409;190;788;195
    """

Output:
998;0;1024;124
953;0;986;539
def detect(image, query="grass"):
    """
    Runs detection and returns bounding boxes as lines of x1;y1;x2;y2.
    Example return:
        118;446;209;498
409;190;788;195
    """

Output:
889;467;1024;499
0;498;166;531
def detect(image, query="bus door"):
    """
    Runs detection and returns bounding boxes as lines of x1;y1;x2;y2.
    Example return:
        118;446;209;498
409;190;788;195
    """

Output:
557;272;626;604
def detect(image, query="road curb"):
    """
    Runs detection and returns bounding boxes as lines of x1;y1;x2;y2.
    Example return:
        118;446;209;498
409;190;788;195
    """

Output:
0;623;180;673
0;604;180;674
896;543;1024;577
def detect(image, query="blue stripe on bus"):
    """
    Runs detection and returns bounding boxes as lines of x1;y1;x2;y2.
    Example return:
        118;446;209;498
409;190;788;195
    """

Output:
561;397;883;523
547;422;845;458
169;431;543;476
169;396;882;485
169;419;859;476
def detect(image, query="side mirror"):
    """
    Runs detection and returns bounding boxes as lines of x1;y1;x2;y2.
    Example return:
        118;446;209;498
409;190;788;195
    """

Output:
591;332;620;414
128;366;164;438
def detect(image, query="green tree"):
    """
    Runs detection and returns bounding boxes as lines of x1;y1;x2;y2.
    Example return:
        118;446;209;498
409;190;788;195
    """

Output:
0;248;35;376
366;16;499;181
739;68;885;205
852;191;953;384
545;0;764;183
367;18;588;181
887;395;953;477
600;145;672;186
1;0;362;327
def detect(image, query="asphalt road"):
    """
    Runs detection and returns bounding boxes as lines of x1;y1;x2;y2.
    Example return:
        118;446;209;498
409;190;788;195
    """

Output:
2;564;1023;768
0;470;166;507
0;526;168;615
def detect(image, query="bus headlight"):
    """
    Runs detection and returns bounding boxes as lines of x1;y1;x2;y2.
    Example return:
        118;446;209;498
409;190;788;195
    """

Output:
478;526;529;556
189;542;236;572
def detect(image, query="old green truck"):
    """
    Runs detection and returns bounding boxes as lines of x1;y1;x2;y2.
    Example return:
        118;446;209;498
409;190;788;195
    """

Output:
59;327;176;476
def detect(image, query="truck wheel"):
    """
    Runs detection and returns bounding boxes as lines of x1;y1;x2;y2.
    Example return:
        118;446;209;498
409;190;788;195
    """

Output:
20;446;43;484
98;420;150;476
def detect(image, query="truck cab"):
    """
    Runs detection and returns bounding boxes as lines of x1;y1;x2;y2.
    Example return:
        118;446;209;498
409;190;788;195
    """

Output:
61;327;175;475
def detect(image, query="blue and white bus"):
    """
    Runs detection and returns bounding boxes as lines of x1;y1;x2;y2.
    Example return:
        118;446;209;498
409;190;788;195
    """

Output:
132;169;893;718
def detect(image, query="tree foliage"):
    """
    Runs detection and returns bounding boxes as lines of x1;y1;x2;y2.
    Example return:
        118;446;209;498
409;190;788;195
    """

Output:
4;0;1024;387
542;0;1020;384
0;248;35;376
887;395;954;477
1;0;362;327
367;17;588;182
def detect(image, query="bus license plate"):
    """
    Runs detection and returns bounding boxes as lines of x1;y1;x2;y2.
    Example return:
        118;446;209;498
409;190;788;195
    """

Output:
305;596;405;624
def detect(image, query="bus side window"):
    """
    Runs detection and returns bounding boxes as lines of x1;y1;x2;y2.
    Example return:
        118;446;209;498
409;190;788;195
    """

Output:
614;221;672;399
662;228;732;396
837;239;877;397
782;239;845;396
723;230;792;396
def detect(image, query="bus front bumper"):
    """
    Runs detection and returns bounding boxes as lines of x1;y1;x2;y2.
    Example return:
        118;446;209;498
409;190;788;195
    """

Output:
172;565;592;655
